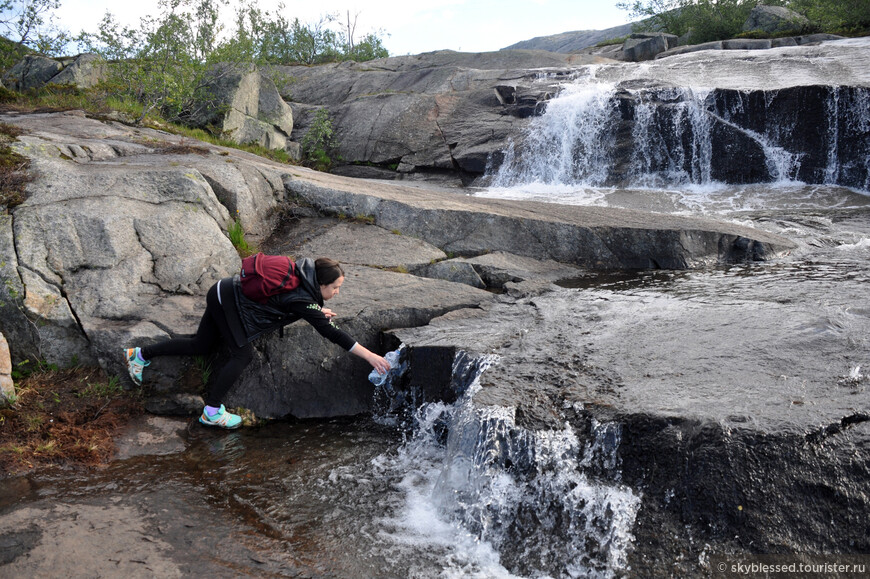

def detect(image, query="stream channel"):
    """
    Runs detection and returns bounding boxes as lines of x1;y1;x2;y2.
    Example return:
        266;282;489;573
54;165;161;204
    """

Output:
2;39;870;578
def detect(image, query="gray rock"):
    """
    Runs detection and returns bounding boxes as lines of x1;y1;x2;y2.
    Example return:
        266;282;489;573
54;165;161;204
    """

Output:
722;38;772;50
795;33;844;45
1;53;106;92
743;5;809;34
2;54;63;92
412;260;486;289
46;53;106;89
502;23;635;53
622;33;678;62
284;170;796;269
3;112;239;369
414;251;584;290
113;415;189;459
0;214;39;365
656;41;724;58
293;221;447;269
464;251;584;288
190;65;294;151
143;393;205;416
770;37;799;48
275;50;607;177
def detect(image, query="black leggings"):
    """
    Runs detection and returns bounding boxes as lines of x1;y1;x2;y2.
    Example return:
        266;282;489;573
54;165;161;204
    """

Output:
141;283;253;407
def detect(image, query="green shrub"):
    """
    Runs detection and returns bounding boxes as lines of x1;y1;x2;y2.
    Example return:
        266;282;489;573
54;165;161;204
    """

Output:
227;215;254;256
619;0;869;43
0;125;32;210
301;108;340;172
76;375;122;398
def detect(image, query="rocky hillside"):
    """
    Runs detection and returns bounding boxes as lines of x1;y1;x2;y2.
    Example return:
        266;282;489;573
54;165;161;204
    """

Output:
501;22;634;52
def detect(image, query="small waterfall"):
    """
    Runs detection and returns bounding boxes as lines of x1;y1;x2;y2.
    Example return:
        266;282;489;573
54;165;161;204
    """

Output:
493;83;619;187
490;79;870;192
825;86;870;190
373;349;640;578
628;87;716;187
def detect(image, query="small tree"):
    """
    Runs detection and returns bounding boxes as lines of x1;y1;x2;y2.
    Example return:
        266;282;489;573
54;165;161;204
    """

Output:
0;0;69;71
300;108;339;171
78;0;252;124
789;0;870;33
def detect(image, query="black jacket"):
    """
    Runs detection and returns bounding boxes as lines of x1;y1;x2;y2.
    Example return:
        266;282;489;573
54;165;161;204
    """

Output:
219;257;356;351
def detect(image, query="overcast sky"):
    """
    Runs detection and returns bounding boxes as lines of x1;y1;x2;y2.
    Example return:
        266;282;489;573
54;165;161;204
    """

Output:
54;0;632;56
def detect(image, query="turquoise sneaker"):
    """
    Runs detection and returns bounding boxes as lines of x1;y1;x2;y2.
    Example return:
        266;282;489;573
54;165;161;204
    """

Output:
199;405;242;429
124;347;150;386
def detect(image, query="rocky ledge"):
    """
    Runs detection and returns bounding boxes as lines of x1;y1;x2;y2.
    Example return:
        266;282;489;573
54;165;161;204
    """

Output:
0;110;792;420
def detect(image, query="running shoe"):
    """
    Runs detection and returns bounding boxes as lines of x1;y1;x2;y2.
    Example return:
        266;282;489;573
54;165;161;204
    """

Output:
199;405;242;429
124;347;150;386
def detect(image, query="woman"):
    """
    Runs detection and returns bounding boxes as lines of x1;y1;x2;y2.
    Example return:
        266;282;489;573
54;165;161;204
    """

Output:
124;257;391;429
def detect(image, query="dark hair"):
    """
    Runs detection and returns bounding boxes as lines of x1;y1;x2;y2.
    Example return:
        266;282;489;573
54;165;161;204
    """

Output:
315;257;344;286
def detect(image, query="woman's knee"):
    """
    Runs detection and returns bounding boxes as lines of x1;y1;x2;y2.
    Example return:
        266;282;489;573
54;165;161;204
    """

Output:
231;345;255;365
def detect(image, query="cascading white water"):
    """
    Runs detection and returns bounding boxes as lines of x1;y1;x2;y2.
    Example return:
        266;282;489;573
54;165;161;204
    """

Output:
488;50;870;198
374;351;640;579
628;87;717;187
493;82;620;187
826;86;870;190
490;82;837;190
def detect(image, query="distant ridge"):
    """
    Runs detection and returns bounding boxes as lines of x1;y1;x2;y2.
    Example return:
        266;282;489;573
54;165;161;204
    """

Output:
502;22;635;53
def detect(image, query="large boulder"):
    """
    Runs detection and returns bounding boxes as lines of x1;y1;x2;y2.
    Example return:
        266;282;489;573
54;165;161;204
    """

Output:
2;54;62;92
3;112;239;375
190;65;294;152
743;5;810;35
622;32;678;62
1;53;105;91
48;53;106;88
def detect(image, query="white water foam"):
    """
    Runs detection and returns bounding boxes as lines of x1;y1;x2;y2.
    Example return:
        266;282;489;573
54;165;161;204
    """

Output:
485;50;870;200
372;352;640;579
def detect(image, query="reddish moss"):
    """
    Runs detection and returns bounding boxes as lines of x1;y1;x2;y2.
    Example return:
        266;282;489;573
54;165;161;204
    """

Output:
0;366;144;476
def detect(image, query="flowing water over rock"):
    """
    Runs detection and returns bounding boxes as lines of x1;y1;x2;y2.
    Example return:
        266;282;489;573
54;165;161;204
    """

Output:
3;39;869;578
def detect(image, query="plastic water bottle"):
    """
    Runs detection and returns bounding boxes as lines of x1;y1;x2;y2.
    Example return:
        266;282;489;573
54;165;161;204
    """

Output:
368;349;402;387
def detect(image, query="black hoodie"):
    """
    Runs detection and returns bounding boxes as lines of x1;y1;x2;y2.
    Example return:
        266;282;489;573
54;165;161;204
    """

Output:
218;257;356;351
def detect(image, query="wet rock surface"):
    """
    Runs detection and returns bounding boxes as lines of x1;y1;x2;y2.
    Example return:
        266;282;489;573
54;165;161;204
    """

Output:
0;110;791;419
388;258;870;573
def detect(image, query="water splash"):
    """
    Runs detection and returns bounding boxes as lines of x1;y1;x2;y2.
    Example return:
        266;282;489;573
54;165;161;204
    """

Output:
375;349;640;578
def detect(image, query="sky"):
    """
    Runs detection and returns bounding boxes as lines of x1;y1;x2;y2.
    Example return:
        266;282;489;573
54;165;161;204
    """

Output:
52;0;632;56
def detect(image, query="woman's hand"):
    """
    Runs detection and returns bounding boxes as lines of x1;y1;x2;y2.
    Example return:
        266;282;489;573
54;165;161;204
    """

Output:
368;352;391;375
351;344;392;375
322;308;337;319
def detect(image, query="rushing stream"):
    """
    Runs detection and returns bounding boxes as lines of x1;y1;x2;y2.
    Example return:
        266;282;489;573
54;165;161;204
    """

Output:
4;40;870;578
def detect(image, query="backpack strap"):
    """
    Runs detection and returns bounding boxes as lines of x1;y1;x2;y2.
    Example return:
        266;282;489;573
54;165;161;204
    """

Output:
281;257;294;291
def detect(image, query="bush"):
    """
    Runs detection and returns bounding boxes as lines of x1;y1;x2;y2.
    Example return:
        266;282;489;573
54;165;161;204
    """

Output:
789;0;870;32
301;108;339;172
0;122;31;211
619;0;869;43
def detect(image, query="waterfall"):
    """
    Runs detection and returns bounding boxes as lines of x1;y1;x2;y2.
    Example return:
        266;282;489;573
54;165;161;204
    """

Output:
374;349;640;578
825;86;870;190
493;83;620;187
490;79;870;192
